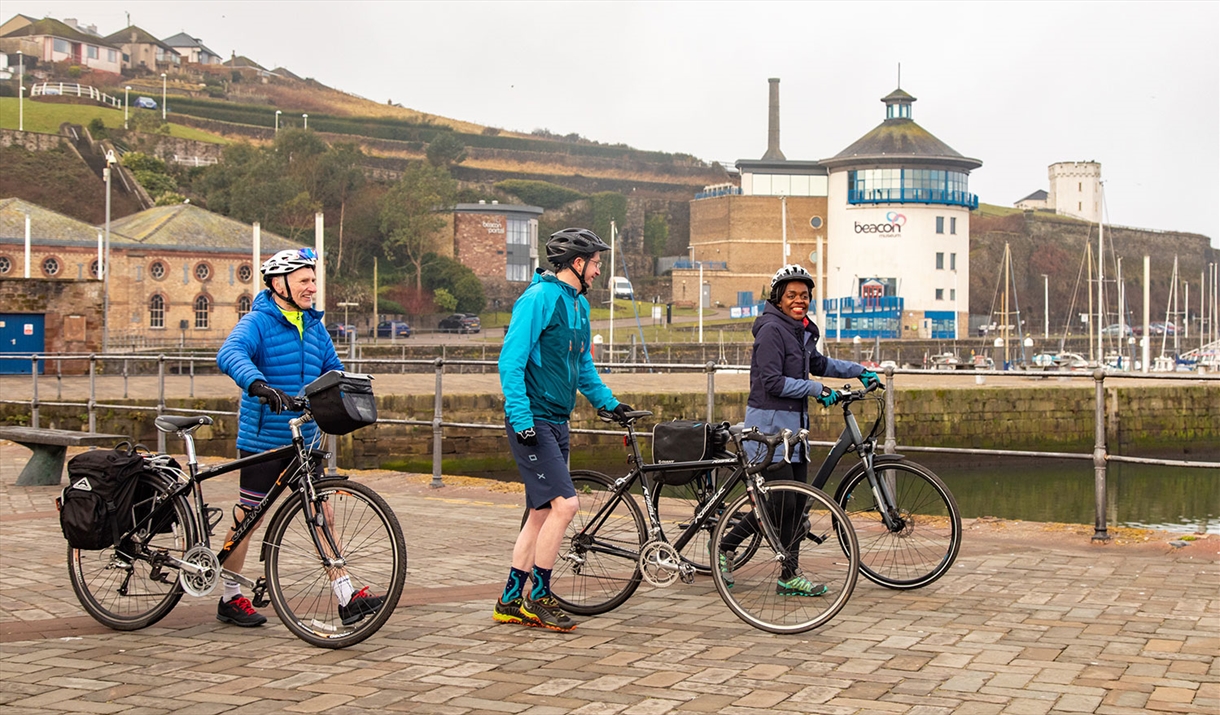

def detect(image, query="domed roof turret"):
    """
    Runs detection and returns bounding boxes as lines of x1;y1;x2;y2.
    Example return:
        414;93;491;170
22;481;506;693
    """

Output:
822;88;981;171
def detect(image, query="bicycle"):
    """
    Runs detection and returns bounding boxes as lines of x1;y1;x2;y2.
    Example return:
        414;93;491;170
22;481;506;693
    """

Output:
66;376;407;649
543;411;860;634
810;381;962;589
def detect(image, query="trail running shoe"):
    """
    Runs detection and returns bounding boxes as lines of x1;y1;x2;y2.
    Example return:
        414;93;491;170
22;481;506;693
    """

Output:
493;596;539;627
338;587;385;625
776;573;829;597
217;595;267;627
717;549;736;588
521;595;576;632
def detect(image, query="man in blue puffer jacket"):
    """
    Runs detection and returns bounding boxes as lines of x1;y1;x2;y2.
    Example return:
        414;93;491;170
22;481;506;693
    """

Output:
493;228;633;632
215;247;369;628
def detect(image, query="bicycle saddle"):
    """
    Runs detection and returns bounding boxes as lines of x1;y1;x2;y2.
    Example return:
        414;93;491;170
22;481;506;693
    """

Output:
596;408;653;424
155;415;214;433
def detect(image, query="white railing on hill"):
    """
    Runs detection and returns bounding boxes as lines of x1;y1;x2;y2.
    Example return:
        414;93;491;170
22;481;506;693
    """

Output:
29;82;123;109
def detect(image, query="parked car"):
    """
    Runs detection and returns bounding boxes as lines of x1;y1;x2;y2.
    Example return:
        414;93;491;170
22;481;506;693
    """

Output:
438;313;481;334
326;323;356;340
610;276;634;300
133;96;157;109
1149;321;1177;336
375;321;412;338
929;353;960;370
1101;323;1133;337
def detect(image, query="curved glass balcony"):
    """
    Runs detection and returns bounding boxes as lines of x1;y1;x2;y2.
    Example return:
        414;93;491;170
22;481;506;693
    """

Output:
848;188;979;209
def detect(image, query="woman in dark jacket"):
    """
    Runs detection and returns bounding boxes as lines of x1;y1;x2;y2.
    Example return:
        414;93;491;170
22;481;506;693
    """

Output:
718;264;880;596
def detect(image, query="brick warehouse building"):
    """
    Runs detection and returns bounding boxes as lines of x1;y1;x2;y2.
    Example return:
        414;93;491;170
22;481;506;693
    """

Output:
0;198;301;355
678;79;981;339
439;201;543;308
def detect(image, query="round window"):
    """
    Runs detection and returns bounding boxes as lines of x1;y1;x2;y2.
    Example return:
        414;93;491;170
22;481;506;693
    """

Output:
90;259;101;278
150;261;166;280
195;263;211;281
0;256;11;274
237;264;253;283
42;257;60;276
810;216;824;229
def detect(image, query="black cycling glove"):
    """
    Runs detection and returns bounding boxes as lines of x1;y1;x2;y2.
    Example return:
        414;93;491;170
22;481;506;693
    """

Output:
611;402;634;420
248;380;292;414
515;427;538;447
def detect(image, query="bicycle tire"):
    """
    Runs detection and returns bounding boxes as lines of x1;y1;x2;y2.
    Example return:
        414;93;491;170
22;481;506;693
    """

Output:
263;478;406;649
835;459;961;589
544;470;646;616
710;481;859;634
68;469;196;630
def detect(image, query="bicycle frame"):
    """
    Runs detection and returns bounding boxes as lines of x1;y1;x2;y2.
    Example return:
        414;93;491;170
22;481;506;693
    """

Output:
808;389;902;531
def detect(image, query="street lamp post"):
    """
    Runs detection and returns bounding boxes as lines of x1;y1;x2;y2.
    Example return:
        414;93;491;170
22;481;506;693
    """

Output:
302;113;308;130
124;85;131;129
103;151;115;353
160;73;167;120
17;51;23;131
275;109;281;133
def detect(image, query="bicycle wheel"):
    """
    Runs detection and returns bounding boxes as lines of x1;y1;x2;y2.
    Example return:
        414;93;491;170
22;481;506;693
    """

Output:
546;470;647;616
263;478;406;649
710;481;858;634
67;470;196;630
835;459;961;589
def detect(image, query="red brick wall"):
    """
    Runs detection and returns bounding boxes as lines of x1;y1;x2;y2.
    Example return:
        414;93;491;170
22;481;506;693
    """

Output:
454;213;507;280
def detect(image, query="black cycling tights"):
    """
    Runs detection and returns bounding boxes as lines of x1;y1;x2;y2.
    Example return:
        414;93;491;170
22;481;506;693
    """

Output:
718;460;809;580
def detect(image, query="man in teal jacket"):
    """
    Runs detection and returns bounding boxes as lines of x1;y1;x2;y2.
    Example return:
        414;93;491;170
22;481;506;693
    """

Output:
494;228;632;632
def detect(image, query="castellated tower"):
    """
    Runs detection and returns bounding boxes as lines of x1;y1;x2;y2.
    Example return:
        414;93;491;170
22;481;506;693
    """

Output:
1048;161;1101;223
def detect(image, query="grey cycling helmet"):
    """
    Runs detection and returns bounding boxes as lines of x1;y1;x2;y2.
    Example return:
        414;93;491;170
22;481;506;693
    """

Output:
768;263;815;304
546;228;610;268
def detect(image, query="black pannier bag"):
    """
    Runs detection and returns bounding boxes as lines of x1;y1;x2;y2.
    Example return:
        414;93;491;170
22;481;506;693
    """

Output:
57;443;146;550
652;420;717;485
305;370;377;435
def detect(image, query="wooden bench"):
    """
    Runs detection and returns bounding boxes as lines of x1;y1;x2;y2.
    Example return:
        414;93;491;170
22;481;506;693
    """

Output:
0;427;130;487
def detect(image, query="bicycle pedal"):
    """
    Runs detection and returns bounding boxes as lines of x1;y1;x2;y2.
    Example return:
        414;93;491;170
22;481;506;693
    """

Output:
204;506;223;536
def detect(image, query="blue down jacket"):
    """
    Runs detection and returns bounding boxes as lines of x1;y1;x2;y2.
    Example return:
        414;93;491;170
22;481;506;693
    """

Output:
499;269;618;431
746;302;863;463
217;290;344;452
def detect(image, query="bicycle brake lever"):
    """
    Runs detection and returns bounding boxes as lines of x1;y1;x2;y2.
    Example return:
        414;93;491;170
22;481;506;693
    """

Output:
781;428;792;464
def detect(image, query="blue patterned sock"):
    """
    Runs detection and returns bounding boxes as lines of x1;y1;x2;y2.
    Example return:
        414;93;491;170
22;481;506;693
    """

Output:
501;567;528;603
529;565;553;601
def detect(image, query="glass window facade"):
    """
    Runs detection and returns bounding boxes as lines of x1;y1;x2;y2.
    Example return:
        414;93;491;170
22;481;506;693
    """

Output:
848;168;977;208
506;263;531;282
747;173;828;197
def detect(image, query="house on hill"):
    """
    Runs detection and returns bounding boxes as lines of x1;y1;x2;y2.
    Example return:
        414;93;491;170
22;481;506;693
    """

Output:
1014;189;1048;211
162;32;221;65
103;25;180;72
0;15;121;74
0;198;305;348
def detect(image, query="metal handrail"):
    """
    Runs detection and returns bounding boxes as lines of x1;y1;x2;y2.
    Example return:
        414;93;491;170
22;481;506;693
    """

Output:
2;352;1217;539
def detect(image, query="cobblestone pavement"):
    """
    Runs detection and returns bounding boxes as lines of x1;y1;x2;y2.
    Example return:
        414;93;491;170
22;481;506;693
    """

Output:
0;444;1216;715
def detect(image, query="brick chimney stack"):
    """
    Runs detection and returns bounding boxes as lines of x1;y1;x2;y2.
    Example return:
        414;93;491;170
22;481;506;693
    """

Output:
762;77;786;161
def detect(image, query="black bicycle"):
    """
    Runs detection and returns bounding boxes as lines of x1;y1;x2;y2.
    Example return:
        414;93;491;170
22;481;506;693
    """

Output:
66;373;407;649
812;382;962;589
544;411;860;634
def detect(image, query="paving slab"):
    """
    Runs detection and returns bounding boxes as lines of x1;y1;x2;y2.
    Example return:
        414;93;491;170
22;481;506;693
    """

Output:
0;443;1215;714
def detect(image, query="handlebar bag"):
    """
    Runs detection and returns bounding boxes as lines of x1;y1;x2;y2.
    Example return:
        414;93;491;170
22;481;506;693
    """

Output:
652;420;713;485
305;370;377;435
57;444;145;550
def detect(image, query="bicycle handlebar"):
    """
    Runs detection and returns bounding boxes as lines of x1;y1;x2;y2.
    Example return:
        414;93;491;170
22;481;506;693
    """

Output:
829;379;884;405
740;427;808;473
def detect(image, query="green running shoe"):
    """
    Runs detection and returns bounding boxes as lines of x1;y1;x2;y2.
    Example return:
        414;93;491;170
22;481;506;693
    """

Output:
776;573;828;597
493;596;540;627
717;549;736;588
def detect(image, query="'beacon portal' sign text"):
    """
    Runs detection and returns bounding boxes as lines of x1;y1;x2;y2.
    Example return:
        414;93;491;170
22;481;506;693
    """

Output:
854;211;906;234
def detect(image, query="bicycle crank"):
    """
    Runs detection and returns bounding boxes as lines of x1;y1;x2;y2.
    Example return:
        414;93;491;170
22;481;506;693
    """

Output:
638;540;682;587
176;545;221;597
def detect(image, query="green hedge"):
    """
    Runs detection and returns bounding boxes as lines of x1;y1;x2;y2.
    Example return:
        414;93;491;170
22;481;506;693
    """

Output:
494;180;586;209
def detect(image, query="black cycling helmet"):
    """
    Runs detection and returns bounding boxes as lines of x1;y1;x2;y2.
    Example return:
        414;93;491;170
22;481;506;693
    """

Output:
546;228;610;267
768;263;815;305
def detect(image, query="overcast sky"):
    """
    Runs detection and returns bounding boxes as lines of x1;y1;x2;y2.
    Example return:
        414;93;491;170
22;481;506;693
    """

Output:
10;1;1219;246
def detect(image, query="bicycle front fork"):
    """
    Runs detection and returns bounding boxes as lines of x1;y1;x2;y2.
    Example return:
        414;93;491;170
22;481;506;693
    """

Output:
859;448;904;532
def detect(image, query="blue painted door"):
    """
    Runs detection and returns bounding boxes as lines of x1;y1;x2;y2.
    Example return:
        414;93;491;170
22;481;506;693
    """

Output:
0;314;45;374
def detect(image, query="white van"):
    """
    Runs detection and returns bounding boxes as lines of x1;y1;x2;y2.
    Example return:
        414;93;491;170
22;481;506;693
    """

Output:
610;277;633;299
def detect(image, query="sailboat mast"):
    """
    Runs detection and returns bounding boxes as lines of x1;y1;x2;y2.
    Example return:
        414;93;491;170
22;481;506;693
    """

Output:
609;220;616;365
1097;201;1104;364
1003;243;1010;365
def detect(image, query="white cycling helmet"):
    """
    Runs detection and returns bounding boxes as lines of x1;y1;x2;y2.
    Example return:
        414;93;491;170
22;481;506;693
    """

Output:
768;264;814;304
261;248;317;286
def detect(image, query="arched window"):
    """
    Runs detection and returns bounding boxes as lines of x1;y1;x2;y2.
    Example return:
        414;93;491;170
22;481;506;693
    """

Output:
194;295;210;329
149;294;165;328
237;294;252;317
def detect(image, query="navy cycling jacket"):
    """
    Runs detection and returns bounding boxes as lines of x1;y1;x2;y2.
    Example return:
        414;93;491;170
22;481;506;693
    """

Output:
217;290;344;452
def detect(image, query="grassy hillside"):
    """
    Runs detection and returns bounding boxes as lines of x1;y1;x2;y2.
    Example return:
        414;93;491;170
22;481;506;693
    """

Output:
0;144;144;223
0;98;227;143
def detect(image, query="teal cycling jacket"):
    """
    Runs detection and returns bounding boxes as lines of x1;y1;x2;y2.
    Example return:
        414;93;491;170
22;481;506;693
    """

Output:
499;269;619;432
